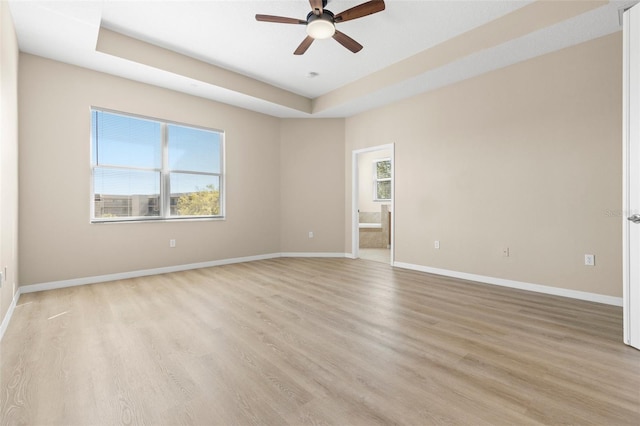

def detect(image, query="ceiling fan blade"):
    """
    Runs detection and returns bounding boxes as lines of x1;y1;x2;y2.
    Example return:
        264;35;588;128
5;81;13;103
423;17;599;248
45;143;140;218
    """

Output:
309;0;323;15
334;0;385;23
333;30;363;53
294;36;315;55
255;14;306;24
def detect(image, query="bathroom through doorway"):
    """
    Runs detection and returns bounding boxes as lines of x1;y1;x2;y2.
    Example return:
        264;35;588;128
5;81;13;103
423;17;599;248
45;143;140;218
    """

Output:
352;144;394;264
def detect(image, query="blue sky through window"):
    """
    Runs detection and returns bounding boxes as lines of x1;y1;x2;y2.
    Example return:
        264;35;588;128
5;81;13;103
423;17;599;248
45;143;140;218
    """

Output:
92;110;161;169
92;110;221;195
169;124;221;174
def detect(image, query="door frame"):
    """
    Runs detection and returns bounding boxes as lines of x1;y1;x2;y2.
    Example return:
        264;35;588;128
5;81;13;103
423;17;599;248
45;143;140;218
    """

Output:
351;144;395;264
623;5;640;349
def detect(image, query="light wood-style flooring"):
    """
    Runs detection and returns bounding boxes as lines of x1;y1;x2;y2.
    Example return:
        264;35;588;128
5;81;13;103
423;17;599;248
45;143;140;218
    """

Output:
1;258;639;425
359;248;391;264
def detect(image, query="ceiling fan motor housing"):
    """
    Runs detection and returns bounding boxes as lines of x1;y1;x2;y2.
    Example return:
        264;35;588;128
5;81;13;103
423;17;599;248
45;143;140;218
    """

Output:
306;10;335;39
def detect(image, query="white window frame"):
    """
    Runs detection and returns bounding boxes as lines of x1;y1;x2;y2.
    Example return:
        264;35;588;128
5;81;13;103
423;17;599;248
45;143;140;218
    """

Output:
373;158;392;202
90;108;225;223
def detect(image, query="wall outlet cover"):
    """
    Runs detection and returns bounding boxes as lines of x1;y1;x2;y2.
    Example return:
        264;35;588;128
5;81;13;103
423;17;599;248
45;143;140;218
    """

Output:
585;254;595;266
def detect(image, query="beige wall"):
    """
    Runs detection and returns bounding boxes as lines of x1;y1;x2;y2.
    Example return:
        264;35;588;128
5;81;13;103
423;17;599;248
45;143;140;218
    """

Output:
280;119;345;253
358;149;391;213
18;55;348;286
18;55;285;285
345;32;623;297
13;30;626;302
1;2;20;324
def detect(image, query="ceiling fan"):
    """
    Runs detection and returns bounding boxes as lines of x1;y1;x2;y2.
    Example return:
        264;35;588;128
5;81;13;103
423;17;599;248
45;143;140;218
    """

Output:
256;0;386;55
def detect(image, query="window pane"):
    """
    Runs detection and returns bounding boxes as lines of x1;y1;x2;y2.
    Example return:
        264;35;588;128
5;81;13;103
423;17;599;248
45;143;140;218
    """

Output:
170;173;220;216
168;124;221;173
92;110;161;169
90;109;225;222
376;160;391;179
93;168;160;218
377;181;391;200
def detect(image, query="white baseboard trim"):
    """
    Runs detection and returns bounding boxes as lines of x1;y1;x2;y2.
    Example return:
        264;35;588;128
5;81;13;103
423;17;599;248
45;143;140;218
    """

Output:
20;253;281;295
19;252;349;295
394;261;623;307
0;287;22;342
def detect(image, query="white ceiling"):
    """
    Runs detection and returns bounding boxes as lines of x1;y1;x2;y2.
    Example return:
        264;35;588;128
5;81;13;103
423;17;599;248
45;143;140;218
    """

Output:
7;0;632;117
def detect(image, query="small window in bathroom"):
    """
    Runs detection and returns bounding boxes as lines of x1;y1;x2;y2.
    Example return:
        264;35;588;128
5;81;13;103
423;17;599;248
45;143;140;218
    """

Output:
374;158;391;201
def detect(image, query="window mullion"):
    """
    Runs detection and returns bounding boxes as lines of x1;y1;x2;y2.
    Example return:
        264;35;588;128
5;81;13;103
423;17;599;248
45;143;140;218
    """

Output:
93;164;161;173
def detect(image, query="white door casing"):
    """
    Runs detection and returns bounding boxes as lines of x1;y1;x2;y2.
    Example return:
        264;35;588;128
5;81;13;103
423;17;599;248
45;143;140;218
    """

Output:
623;4;640;350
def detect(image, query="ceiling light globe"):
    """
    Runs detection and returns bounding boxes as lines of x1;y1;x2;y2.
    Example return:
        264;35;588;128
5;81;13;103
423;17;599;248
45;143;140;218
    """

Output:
307;19;335;39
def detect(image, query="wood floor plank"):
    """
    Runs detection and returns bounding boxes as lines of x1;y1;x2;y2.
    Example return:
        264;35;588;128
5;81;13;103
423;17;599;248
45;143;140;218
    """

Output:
1;257;639;425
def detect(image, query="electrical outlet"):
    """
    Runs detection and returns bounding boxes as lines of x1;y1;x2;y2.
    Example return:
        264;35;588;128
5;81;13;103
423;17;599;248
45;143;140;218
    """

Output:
169;239;176;248
585;254;595;266
434;240;440;249
502;247;510;257
308;231;314;239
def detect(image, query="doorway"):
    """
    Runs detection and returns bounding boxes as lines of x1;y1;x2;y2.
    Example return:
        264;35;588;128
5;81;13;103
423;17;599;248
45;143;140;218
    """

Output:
352;144;394;264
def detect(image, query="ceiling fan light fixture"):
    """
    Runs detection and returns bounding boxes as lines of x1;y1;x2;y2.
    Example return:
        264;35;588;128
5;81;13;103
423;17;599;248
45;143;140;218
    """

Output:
256;1;385;54
306;14;335;39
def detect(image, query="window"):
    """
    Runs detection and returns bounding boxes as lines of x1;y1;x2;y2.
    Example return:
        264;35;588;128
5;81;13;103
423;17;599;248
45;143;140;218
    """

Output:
91;109;224;222
374;158;391;201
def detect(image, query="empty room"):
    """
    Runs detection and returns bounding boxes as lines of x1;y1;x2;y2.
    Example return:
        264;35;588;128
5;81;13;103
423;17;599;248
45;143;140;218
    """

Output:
1;0;639;424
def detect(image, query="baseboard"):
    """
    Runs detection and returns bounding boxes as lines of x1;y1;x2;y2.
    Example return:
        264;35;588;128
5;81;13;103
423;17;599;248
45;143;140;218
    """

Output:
0;287;22;342
20;253;281;295
394;261;623;307
19;252;349;295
